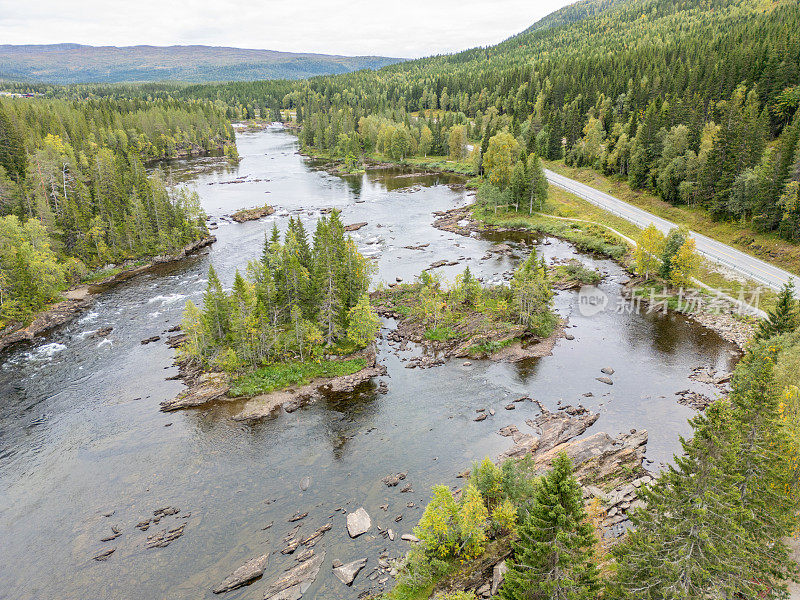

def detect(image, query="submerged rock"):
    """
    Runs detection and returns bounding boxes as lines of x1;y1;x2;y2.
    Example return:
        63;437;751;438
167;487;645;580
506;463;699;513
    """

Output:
92;547;116;561
262;551;325;600
332;558;367;585
346;507;371;538
212;554;269;594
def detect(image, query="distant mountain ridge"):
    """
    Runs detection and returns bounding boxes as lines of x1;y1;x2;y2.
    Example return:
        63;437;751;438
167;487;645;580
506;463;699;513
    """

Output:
0;43;404;84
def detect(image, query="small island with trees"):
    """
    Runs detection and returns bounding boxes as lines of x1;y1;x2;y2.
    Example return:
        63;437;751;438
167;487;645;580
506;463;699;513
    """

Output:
373;254;560;363
163;211;384;414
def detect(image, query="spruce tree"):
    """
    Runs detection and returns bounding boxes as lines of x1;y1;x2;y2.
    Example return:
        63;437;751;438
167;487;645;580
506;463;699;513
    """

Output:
612;401;756;599
500;453;600;600
201;265;230;343
0;105;27;181
754;280;797;341
727;343;800;591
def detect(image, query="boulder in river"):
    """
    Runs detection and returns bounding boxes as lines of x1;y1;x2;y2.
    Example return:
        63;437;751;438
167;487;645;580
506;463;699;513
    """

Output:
332;558;367;585
381;472;407;487
212;553;269;593
263;551;325;600
344;222;368;231
230;205;275;223
596;376;613;385
346;507;371;538
92;547;116;561
601;367;615;375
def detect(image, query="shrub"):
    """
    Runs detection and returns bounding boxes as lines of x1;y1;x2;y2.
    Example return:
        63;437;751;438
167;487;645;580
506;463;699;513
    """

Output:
472;457;503;509
415;485;460;559
457;484;489;559
490;498;518;537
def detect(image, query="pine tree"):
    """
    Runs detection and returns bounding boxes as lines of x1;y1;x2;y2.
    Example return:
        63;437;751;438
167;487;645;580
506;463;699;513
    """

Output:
500;453;600;600
0;105;27;181
727;343;800;589
754;280;798;341
510;250;554;332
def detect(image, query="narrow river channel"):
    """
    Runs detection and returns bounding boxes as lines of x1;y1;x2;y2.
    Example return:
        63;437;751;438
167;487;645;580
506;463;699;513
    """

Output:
0;129;738;600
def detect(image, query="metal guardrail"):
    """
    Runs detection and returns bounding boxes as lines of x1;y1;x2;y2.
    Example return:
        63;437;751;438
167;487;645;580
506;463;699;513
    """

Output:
545;170;797;292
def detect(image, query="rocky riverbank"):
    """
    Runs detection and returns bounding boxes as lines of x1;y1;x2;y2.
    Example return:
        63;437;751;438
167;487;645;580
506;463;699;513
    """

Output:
0;235;216;355
372;286;566;363
435;204;755;351
427;402;651;599
621;278;755;349
160;345;388;418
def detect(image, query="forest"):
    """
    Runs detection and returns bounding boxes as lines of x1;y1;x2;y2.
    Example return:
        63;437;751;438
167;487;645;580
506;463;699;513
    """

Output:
139;0;800;243
0;96;236;327
2;0;800;596
180;212;379;381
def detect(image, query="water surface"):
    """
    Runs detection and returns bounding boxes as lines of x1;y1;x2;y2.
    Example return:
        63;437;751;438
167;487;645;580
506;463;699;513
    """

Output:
0;129;737;600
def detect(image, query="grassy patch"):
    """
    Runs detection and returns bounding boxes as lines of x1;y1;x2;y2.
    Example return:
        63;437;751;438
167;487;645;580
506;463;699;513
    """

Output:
423;326;460;341
229;358;367;397
467;338;516;356
475;202;629;259
552;260;602;285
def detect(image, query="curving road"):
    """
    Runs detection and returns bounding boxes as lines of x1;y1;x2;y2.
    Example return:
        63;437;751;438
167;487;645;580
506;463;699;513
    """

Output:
546;169;800;293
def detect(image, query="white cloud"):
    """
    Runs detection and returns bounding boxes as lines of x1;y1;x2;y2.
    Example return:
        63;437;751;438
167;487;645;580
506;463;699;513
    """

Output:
0;0;575;58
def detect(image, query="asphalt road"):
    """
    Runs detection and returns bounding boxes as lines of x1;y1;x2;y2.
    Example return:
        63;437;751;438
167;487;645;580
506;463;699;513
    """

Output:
546;169;800;293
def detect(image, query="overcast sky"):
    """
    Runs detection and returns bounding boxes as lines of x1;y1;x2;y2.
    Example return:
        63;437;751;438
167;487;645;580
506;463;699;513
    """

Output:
0;0;575;58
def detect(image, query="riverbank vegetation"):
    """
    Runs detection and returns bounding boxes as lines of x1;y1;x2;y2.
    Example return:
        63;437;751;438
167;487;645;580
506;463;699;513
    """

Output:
0;97;235;328
144;0;800;274
180;212;380;392
373;255;557;358
386;307;800;599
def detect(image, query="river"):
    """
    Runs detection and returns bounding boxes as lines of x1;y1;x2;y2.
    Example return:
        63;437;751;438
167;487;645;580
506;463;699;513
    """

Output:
0;129;738;600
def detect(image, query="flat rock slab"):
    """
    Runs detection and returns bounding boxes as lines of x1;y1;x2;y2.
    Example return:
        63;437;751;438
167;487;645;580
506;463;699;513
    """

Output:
498;403;599;462
346;507;371;538
213;554;269;593
263;551;325;600
332;558;368;585
161;372;230;411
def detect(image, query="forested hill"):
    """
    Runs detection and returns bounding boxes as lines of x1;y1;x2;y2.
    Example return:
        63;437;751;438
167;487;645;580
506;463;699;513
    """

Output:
0;97;236;327
266;0;799;243
0;44;403;84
